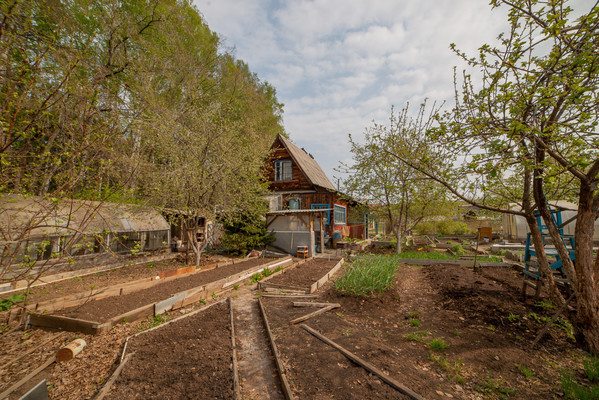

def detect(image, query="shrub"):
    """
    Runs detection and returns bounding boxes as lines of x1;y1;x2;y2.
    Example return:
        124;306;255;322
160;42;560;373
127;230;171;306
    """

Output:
334;256;398;297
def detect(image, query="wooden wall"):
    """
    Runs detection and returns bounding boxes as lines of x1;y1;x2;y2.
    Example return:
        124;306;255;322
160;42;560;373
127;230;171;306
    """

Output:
265;138;312;191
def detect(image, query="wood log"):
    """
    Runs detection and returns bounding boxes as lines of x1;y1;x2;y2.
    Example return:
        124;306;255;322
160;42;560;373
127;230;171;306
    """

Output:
94;353;133;400
301;324;424;400
56;338;86;362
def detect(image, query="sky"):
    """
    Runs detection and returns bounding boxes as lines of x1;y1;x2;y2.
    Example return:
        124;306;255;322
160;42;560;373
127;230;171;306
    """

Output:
192;0;514;185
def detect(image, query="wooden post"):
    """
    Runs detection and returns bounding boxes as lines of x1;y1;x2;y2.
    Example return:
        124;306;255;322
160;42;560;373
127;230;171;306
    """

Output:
320;212;325;254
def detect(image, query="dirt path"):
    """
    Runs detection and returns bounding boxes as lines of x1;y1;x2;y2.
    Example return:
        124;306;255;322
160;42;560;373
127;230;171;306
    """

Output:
232;290;285;400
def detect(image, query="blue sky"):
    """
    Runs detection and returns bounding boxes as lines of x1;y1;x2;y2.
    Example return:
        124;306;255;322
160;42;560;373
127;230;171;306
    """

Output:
192;1;513;183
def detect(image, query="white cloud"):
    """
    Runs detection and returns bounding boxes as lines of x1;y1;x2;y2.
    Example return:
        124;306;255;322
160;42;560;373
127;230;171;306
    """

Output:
193;0;518;179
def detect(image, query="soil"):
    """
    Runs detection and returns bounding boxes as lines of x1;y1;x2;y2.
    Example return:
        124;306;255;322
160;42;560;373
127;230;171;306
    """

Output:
22;254;229;304
1;256;590;400
57;257;275;321
260;262;586;399
106;301;234;400
266;258;340;289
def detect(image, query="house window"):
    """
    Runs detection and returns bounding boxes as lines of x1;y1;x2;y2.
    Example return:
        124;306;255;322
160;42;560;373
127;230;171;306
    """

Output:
311;204;330;225
274;159;292;181
334;205;346;225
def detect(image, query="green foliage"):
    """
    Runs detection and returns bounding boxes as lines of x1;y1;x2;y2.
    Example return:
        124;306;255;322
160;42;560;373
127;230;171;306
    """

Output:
515;364;534;378
334;256;398;297
403;330;430;342
408;311;420;319
396;251;457;260
428;338;449;351
584;356;599;383
410;319;421;327
221;212;275;256
476;376;515;399
430;353;466;384
0;294;26;311
450;244;466;256
561;371;599;400
137;314;170;332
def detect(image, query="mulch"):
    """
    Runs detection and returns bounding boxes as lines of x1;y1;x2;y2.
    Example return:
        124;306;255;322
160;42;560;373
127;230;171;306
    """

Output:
266;258;340;288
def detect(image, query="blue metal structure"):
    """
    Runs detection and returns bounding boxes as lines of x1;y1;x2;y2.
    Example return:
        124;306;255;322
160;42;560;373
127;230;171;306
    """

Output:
522;206;574;298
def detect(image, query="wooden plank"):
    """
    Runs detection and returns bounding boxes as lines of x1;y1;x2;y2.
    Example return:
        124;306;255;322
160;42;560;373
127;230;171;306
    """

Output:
258;298;296;400
301;324;424;400
289;305;337;324
293;302;340;308
263;288;307;294
0;357;55;399
95;353;134;400
109;304;154;326
229;297;241;400
29;314;100;335
155;291;187;315
310;258;344;293
261;294;317;299
178;287;206;308
259;282;308;291
156;265;196;279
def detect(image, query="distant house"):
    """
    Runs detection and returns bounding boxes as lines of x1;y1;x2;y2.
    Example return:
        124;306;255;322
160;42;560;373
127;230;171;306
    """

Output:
264;135;366;255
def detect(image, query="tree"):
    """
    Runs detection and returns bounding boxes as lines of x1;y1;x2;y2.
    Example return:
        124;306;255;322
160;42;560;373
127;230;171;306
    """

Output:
386;0;599;352
343;104;452;253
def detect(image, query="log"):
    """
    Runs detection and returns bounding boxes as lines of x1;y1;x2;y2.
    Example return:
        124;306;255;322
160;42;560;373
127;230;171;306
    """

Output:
289;305;337;325
301;324;424;400
229;297;240;400
56;338;86;362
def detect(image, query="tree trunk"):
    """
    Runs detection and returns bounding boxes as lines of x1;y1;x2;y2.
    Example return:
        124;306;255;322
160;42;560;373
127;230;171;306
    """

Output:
573;183;599;353
395;231;402;254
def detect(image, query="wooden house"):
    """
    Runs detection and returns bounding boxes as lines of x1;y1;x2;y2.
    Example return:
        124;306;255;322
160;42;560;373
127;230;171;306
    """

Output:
264;134;367;251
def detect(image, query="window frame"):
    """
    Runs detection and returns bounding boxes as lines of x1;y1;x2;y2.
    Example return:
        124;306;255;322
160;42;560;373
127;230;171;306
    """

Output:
334;204;346;225
311;203;330;226
274;159;293;181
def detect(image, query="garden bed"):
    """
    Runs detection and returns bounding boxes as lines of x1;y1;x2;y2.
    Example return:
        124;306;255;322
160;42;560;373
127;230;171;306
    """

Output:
29;257;291;334
258;260;586;399
101;299;237;399
261;257;342;293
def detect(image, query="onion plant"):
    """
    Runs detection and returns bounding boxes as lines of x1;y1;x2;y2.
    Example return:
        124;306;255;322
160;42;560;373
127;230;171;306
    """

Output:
334;256;399;297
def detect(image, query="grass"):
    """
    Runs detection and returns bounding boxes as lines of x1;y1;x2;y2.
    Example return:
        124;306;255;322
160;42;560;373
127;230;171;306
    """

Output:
561;371;599;400
430;353;466;384
515;364;534;378
137;313;170;332
334;256;399;297
403;330;430;342
410;319;421;327
476;376;515;399
428;338;449;351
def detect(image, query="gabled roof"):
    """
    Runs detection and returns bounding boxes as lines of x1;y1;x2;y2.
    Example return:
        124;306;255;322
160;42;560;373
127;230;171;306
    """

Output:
276;134;336;191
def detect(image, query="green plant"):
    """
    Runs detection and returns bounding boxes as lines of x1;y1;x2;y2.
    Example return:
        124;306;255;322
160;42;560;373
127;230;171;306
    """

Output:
585;356;599;383
233;285;240;290
137;314;170;332
486;325;496;331
476;376;516;399
507;313;520;322
146;263;155;269
516;364;534;378
251;272;264;282
262;268;274;278
534;299;556;309
404;330;430;342
450;243;466;256
409;319;421;327
200;299;207;304
342;329;352;337
561;370;599;400
408;311;420;319
334;256;398;297
430;353;465;384
428;338;449;351
211;292;217;300
452;330;460;336
0;294;26;311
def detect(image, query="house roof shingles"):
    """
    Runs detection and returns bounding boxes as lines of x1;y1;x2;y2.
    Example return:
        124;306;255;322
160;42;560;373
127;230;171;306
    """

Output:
277;134;336;191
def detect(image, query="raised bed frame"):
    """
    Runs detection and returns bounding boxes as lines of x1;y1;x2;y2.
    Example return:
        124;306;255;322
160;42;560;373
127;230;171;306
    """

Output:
96;297;240;400
28;257;292;335
258;257;344;294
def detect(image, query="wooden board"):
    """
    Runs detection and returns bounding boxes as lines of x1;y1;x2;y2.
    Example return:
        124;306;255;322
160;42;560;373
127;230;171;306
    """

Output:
289;305;337;324
29;314;101;335
309;258;344;293
258;298;296;400
155;291;187;315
